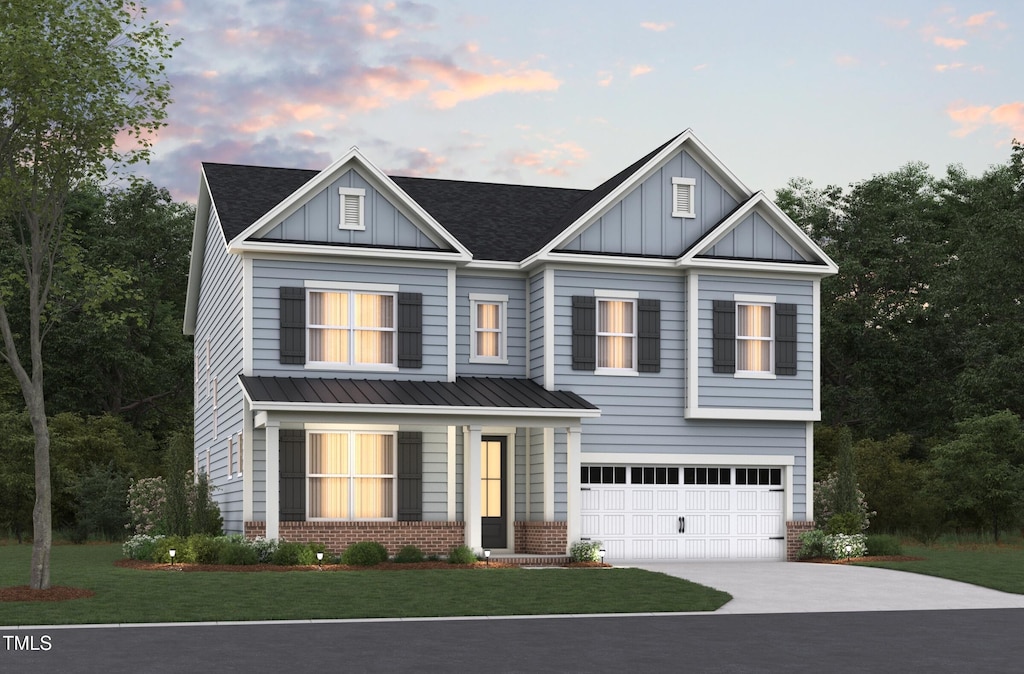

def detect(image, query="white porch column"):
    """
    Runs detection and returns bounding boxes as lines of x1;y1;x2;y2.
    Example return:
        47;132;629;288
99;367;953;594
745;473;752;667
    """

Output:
265;421;280;540
463;424;483;552
543;427;554;520
242;398;254;522
565;425;582;552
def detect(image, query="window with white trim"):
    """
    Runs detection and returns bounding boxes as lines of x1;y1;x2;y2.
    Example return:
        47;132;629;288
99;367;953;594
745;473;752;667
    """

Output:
308;431;395;520
597;298;636;371
227;435;233;478
204;339;211;398
338;187;365;230
470;294;507;363
308;290;396;367
672;177;696;218
211;377;219;439
736;303;773;374
237;432;243;475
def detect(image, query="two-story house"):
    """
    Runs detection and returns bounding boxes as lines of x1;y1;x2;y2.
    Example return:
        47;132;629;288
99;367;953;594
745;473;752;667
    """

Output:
183;130;837;562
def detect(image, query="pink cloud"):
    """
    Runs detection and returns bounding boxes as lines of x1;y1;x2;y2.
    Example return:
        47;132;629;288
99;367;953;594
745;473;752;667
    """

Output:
630;64;652;77
406;57;561;109
948;102;1024;138
933;35;967;49
597;71;613;87
882;17;911;29
834;54;859;67
389;147;448;176
964;11;996;27
934;63;964;72
692;63;708;72
640;21;673;32
507;140;589;177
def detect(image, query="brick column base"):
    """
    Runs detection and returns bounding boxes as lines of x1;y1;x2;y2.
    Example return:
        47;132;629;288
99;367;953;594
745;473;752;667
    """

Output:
244;520;465;557
514;521;567;554
786;520;816;561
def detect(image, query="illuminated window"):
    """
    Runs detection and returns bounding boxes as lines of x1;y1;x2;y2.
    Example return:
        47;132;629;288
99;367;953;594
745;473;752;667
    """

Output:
308;291;395;366
737;303;772;373
481;440;502;517
470;294;507;363
308;432;395;520
597;299;636;371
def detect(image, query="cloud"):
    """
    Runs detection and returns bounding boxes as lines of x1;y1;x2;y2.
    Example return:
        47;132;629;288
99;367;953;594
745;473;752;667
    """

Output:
948;102;1024;138
881;17;911;29
964;11;996;27
504;139;590;178
692;63;708;72
934;63;964;72
834;54;859;67
630;64;653;77
406;57;561;109
597;71;614;87
388;147;448;176
933;35;967;49
640;21;673;32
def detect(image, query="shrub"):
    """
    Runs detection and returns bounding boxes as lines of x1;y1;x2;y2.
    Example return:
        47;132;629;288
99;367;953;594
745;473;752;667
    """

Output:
342;541;389;566
297;542;327;566
249;537;278;563
825;512;863;535
271;541;306;566
394;545;425;563
123;533;164;561
72;462;130;541
447;544;476;565
865;534;903;557
823;533;867;560
798;529;827;559
570;540;602;562
151;535;187;563
814;472;875;532
186;534;223;564
218;541;258;565
127;476;168;536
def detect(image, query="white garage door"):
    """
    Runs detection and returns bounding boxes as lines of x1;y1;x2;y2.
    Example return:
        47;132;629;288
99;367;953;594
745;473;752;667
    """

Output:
580;466;785;561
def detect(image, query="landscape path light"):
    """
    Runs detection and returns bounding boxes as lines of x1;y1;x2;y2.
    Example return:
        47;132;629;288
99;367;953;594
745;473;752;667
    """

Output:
484;549;490;566
317;551;324;570
169;548;176;567
599;548;606;564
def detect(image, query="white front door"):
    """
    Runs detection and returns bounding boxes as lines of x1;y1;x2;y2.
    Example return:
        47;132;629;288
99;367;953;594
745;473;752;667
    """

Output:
580;466;785;561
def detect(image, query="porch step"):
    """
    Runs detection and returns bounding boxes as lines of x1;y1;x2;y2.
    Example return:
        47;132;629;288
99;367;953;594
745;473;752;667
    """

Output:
490;554;572;567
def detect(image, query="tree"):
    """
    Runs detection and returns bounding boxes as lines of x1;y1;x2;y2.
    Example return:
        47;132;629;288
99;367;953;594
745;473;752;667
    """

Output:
0;0;176;588
930;410;1024;541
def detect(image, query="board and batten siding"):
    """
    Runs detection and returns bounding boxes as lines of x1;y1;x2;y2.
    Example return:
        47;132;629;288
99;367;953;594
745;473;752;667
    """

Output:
250;258;449;379
697;274;814;410
455;275;528;377
194;206;246;533
558;149;740;257
257;169;442;250
706;211;808;261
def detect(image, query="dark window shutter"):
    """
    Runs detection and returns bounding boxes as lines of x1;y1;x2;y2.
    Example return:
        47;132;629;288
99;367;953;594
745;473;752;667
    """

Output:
397;292;423;368
637;299;661;373
775;303;798;375
279;429;306;522
279;287;306;364
572;295;596;371
397;431;423;521
712;300;736;373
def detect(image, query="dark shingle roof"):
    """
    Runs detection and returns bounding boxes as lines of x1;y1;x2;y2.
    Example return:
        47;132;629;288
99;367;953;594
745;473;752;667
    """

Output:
240;375;598;411
202;137;677;261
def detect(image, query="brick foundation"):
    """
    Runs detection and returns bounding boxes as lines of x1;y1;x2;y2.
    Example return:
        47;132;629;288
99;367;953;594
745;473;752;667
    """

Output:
786;520;816;561
244;521;465;557
514;521;568;555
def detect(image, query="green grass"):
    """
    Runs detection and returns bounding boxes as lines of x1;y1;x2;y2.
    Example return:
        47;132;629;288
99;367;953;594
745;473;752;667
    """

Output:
0;544;731;626
856;540;1024;594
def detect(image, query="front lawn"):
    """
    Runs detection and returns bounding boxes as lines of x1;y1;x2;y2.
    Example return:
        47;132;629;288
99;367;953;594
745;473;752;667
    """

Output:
856;540;1024;594
0;544;731;626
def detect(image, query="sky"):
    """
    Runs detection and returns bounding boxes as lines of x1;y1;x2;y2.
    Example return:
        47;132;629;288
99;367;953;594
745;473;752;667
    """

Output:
134;0;1024;203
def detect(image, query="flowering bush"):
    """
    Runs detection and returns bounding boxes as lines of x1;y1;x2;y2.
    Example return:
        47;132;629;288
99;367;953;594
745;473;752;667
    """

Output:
125;470;222;537
123;533;165;560
570;540;603;562
126;477;168;535
823;533;867;560
814;473;875;532
249;537;278;564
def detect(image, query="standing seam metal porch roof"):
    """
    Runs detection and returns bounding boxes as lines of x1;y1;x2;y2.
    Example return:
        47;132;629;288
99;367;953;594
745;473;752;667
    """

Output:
240;375;599;412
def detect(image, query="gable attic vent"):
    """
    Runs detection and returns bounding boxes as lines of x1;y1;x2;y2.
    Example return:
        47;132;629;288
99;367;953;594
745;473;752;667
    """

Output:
672;177;696;219
339;187;366;230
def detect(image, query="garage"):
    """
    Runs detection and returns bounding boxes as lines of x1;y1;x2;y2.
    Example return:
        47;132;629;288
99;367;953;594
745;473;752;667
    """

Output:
579;465;786;561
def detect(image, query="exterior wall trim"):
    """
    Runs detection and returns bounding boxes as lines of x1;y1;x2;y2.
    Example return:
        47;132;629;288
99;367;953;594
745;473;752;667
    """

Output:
580;452;796;466
684;408;821;421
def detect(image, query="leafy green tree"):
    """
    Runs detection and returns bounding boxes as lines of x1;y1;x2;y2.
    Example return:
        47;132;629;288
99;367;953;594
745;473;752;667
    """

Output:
0;0;177;588
930;410;1024;541
70;462;130;541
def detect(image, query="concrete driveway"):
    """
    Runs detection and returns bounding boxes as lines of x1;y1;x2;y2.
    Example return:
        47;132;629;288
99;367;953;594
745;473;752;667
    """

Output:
633;561;1024;614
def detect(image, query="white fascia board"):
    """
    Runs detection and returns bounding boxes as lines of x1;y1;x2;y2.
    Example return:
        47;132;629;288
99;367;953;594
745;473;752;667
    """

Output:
530;252;678;271
684;407;821;421
463;259;524;272
247;401;602;419
581;452;795;466
679;257;835;276
227;147;473;260
525;130;753;266
183;170;214;335
229;239;467;263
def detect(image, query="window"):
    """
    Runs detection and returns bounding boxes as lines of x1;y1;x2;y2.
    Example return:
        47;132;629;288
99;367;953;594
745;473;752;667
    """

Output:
212;377;219;439
735;468;782;486
338;187;365;230
308;291;396;366
227;435;234;478
581;466;627;484
237;432;243;474
683;467;732;485
672;177;696;218
308;432;395;520
737;303;772;374
597;298;636;371
631;466;680;485
470;294;507;363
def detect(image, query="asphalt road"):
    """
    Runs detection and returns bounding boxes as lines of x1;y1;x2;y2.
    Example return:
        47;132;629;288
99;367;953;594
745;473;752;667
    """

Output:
4;609;1023;673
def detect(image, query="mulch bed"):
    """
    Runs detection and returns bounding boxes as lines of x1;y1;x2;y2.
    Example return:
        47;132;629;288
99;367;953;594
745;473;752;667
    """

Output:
113;559;609;572
0;586;96;602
